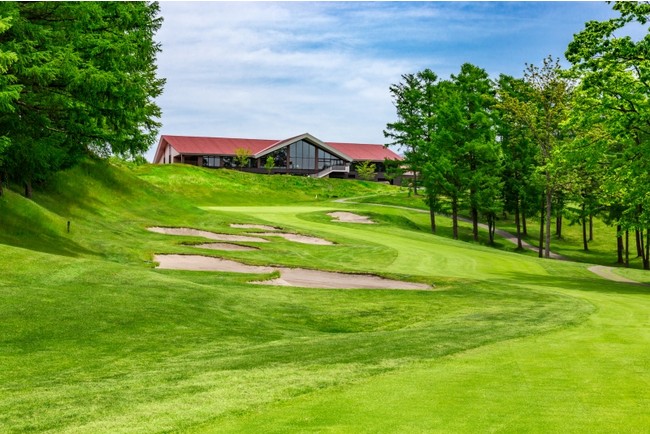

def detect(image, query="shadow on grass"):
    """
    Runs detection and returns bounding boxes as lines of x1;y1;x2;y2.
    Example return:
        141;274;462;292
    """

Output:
495;270;650;296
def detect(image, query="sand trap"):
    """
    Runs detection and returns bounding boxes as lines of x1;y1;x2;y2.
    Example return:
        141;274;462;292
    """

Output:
194;243;258;251
328;211;374;224
257;232;334;245
154;254;431;290
148;227;269;243
230;224;280;231
155;254;274;273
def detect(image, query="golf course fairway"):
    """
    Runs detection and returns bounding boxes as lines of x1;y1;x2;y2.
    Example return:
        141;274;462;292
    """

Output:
0;162;648;433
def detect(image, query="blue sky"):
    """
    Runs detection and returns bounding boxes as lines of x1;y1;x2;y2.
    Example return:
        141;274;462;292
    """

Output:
148;1;620;161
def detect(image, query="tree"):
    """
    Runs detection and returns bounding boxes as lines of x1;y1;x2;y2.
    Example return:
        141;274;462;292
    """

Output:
0;2;164;197
234;147;252;168
0;12;20;196
264;155;275;174
382;157;404;186
499;56;573;258
566;2;650;268
385;71;430;196
451;63;502;242
419;65;502;241
356;160;376;181
426;78;466;239
385;69;444;232
495;74;540;249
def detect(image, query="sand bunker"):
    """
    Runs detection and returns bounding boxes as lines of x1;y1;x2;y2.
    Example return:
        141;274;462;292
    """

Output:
257;232;334;245
148;227;332;245
154;254;430;290
194;243;257;251
230;224;280;231
148;227;269;243
155;254;274;273
328;211;375;224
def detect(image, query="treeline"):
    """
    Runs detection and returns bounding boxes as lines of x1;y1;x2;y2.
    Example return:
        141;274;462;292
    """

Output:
0;2;164;198
384;2;650;269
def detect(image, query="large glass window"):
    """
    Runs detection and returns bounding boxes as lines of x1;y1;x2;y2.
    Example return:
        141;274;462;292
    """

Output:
289;140;316;170
269;149;287;168
318;149;345;170
202;156;220;167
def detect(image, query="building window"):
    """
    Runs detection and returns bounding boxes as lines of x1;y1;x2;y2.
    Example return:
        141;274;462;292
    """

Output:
202;156;220;167
222;156;234;168
269;149;287;168
318;149;345;170
289;140;316;170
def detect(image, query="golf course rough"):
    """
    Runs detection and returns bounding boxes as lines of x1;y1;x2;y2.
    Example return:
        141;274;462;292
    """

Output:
0;161;648;433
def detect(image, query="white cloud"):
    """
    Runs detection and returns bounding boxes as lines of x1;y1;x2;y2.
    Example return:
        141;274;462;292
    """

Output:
147;1;619;161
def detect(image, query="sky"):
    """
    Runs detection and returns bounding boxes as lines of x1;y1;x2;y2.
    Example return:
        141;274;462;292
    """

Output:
147;1;621;161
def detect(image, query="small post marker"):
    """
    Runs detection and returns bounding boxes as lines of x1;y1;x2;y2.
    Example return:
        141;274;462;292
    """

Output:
67;221;70;233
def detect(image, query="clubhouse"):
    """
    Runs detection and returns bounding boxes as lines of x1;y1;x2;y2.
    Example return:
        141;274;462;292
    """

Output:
152;133;402;181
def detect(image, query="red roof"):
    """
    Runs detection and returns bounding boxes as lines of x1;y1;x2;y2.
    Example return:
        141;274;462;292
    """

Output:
328;142;400;161
162;135;278;155
154;134;402;163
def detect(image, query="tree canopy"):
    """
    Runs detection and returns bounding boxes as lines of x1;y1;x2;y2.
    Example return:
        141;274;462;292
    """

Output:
385;2;650;268
0;1;164;197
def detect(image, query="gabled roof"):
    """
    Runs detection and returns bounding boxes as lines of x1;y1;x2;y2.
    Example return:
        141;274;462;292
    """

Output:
153;134;402;163
255;133;354;162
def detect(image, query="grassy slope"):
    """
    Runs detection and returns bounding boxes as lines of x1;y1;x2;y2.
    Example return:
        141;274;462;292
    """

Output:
0;160;648;433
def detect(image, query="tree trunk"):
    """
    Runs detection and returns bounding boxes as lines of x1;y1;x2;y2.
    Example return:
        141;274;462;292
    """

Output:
471;206;479;242
538;197;545;258
582;203;588;251
452;198;459;240
617;224;624;265
645;230;650;270
24;180;33;199
556;213;563;238
522;209;528;236
640;229;648;270
589;215;594;242
635;229;643;257
515;198;523;250
428;195;436;233
544;174;552;259
625;230;630;268
413;171;418;195
488;214;496;244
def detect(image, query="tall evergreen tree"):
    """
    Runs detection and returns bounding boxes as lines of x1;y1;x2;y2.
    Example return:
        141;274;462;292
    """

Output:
385;72;426;196
451;63;502;242
0;2;164;197
0;11;20;196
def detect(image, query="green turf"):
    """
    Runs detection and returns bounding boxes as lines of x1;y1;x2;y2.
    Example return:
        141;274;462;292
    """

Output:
0;160;648;433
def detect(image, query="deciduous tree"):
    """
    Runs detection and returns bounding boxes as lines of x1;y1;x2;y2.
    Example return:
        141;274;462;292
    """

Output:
499;56;573;258
567;2;650;268
356;160;376;181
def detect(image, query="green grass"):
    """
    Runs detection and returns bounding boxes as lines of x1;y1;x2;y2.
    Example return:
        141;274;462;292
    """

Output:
0;160;649;433
353;190;648;268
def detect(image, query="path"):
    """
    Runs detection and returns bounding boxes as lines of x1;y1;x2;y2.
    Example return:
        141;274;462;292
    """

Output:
334;195;649;285
588;265;648;286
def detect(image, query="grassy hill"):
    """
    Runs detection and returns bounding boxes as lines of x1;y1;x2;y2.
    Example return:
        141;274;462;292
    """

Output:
1;160;648;433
